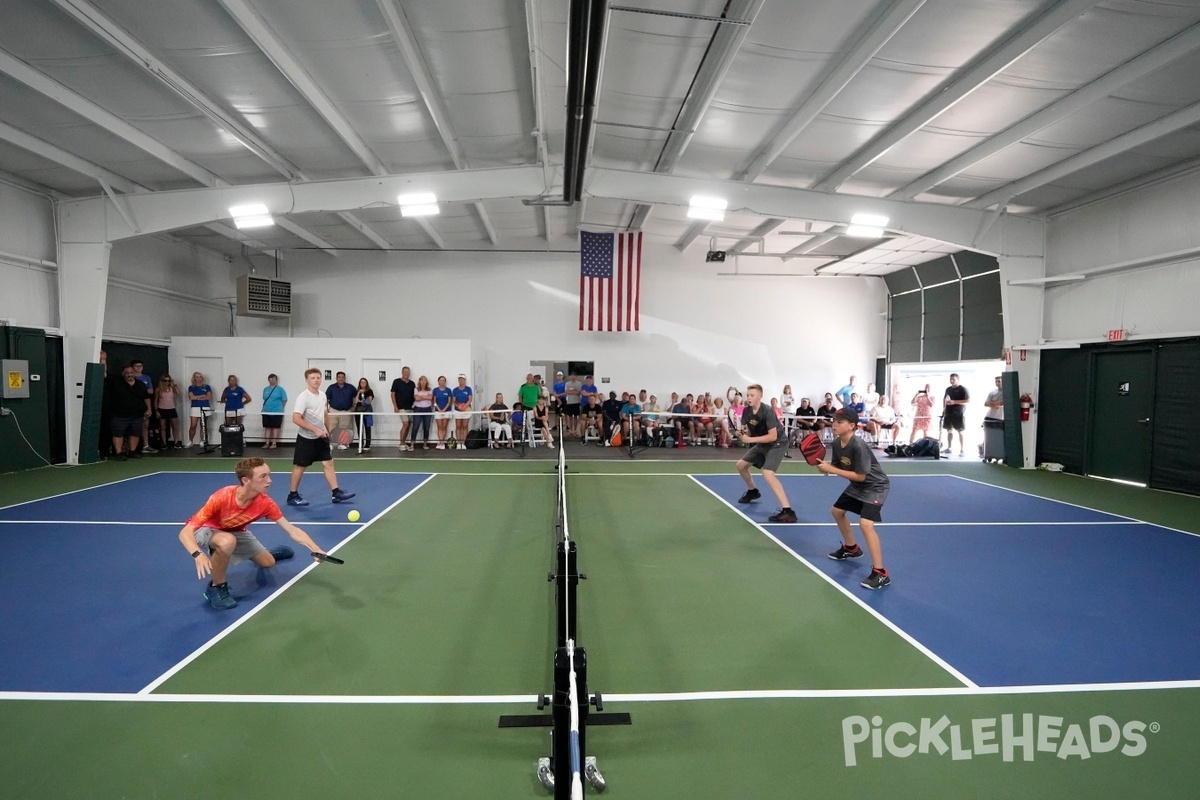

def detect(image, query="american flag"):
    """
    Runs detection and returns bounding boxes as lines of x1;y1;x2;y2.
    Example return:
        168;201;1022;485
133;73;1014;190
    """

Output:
579;231;641;332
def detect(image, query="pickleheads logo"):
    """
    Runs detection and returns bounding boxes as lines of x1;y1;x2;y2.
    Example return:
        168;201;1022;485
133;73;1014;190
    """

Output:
842;714;1156;766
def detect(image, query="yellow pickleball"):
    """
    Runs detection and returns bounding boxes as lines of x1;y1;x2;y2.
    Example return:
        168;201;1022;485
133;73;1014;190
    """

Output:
347;510;360;522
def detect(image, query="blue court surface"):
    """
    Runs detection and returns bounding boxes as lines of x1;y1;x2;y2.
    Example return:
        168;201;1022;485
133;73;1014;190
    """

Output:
695;473;1200;688
0;471;431;693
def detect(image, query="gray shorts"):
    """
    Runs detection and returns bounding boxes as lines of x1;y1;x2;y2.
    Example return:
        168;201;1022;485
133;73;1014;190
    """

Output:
740;442;786;473
194;528;266;564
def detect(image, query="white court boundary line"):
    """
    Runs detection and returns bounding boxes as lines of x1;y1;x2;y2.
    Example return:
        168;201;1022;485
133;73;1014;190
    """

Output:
945;473;1200;540
0;470;164;512
138;473;438;694
688;475;978;689
0;520;359;526
6;678;1200;705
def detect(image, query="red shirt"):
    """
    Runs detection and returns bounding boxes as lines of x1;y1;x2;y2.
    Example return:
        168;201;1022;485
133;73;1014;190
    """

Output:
187;486;283;532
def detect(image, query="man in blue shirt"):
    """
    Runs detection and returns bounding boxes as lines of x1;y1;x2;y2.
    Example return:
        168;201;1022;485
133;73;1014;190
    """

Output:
325;371;357;449
620;392;642;444
835;375;859;409
552;371;567;419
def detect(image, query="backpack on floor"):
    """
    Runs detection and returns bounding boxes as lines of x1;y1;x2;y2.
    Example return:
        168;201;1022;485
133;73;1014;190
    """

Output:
909;437;942;458
465;428;488;450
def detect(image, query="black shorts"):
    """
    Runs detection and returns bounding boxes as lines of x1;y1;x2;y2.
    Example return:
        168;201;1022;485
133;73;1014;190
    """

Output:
740;443;786;473
833;491;884;522
262;414;284;430
110;415;142;437
293;435;332;467
564;404;581;416
943;415;965;431
157;408;178;420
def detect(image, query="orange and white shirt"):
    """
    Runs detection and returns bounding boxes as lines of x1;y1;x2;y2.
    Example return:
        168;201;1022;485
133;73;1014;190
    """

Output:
187;486;282;532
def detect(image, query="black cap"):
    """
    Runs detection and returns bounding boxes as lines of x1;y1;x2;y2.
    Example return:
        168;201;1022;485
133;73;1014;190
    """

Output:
833;407;859;425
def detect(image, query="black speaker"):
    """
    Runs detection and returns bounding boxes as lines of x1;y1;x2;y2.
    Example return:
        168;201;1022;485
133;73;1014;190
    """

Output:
220;423;244;457
705;250;726;263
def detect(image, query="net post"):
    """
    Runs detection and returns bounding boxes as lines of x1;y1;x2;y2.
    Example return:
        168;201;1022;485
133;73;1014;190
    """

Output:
555;539;578;648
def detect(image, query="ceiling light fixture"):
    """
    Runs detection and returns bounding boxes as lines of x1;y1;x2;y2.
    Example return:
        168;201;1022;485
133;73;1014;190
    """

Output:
687;195;727;221
846;212;888;238
229;203;274;229
398;192;440;217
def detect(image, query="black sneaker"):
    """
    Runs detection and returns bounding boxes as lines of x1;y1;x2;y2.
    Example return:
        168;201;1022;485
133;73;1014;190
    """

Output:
861;569;891;590
203;582;237;610
332;488;356;503
737;488;761;504
287;492;309;507
829;544;864;560
269;546;294;561
768;508;797;523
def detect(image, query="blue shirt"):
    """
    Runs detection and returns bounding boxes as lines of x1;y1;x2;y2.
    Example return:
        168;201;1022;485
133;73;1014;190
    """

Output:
836;383;858;408
451;386;473;408
432;386;453;411
261;384;287;414
221;385;248;411
325;382;356;411
620;402;641;418
188;384;212;408
553;381;566;398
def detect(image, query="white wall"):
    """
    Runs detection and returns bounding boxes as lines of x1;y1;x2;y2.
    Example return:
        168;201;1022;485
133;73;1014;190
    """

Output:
1044;169;1200;342
0;181;56;328
269;242;888;406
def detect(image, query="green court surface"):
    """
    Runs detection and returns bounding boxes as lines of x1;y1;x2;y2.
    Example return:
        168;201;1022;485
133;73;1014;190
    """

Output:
3;455;1200;797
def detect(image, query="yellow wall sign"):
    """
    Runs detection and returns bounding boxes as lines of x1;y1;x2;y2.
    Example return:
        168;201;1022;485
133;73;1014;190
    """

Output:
7;371;22;390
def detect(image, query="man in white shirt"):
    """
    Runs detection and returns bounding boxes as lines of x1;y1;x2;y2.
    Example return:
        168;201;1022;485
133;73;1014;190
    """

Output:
287;367;356;507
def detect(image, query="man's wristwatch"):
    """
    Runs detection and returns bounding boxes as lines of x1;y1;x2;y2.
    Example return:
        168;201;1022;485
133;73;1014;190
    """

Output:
190;551;202;559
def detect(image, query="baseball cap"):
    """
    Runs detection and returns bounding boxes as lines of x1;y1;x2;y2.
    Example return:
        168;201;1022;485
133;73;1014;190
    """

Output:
833;407;859;425
457;373;466;379
556;370;564;376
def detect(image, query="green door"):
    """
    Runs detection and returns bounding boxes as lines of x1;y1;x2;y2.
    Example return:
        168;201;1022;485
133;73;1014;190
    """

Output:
1087;349;1153;484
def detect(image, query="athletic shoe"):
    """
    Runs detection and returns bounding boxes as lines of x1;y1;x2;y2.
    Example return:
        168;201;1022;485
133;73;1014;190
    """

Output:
861;569;891;590
363;446;371;452
584;756;606;791
941;447;951;455
187;442;195;448
436;443;445;450
828;544;864;560
331;488;356;503
336;444;348;450
536;757;555;792
113;452;128;461
287;492;309;507
204;582;237;610
737;488;761;503
129;450;143;459
143;446;157;454
768;508;797;523
269;546;294;561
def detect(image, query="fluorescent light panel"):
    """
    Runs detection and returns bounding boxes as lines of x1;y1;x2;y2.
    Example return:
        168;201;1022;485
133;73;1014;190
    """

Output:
398;192;440;217
229;203;273;229
687;195;727;221
846;212;888;239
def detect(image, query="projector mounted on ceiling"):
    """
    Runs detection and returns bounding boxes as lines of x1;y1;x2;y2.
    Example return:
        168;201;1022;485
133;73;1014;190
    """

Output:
705;250;727;263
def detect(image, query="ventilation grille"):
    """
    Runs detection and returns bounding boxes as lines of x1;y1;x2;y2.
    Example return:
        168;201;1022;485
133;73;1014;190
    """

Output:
236;275;291;318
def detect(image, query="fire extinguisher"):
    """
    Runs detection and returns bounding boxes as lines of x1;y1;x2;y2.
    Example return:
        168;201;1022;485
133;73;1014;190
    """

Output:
1020;393;1033;422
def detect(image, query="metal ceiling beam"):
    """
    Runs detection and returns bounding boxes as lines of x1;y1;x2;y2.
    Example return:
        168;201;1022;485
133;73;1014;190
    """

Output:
787;230;844;256
968;100;1200;210
892;21;1200;201
739;0;927;182
0;47;223;188
674;220;709;251
375;0;496;245
726;218;785;254
274;217;338;253
814;0;1100;192
1043;151;1200;218
0;120;141;194
0;167;67;200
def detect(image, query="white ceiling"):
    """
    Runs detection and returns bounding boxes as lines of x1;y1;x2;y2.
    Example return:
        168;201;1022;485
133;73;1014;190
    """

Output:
3;0;1200;275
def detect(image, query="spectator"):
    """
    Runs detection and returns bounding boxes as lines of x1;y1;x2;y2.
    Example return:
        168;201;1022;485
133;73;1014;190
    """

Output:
582;395;601;442
452;374;473;449
817;392;838;424
643;395;661;444
220;374;251;427
187;372;213;448
580;375;599;417
696;396;716;444
518;373;540;414
835;375;859;409
601;391;623;444
536;375;551;412
286;367;355;508
260;373;287;450
488;392;512;448
620;391;642;444
735;383;796;523
713;397;732;447
984;375;1004;421
794;397;820;432
178;456;327;611
673;393;694;448
727;392;745;443
390;366;416;452
868;395;898;446
552;371;567;418
862;383;881;417
941;374;970;456
131;360;156;453
512;402;526;441
411;376;433;449
325;372;356;448
781;385;795;415
770;397;784;422
564;372;583;439
910;384;934;443
355;378;374;452
533;395;554;448
155;374;182;449
108;364;152;460
432;375;453;450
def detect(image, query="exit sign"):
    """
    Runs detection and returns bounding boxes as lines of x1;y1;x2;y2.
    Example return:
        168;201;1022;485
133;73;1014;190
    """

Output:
1107;328;1125;342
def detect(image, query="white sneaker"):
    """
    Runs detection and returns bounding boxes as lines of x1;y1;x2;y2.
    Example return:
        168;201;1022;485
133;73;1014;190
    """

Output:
143;447;157;454
436;443;445;450
548;442;555;448
336;444;347;450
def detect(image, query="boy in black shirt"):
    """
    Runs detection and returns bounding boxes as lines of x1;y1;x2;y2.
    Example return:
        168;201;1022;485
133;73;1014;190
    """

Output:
735;384;797;523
